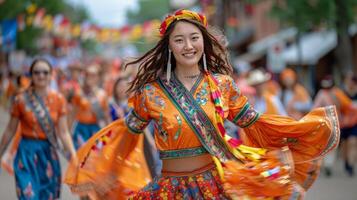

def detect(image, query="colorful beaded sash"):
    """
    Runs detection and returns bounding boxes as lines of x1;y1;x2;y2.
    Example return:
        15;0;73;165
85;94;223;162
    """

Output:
24;90;67;157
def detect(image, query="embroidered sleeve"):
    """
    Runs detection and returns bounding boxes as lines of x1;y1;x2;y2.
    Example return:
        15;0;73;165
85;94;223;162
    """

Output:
126;89;151;134
125;109;150;134
226;77;261;128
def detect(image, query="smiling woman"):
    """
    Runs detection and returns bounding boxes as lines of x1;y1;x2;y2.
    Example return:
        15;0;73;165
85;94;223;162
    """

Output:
30;59;52;88
169;21;204;90
0;58;77;200
65;10;339;200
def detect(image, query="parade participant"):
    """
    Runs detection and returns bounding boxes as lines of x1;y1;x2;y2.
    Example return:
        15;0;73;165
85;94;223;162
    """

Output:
62;62;83;102
109;77;131;121
341;74;357;176
246;69;287;115
0;58;77;199
2;71;30;109
280;68;312;120
1;71;30;175
71;64;111;149
65;10;339;199
313;75;357;177
341;73;357;176
62;62;83;128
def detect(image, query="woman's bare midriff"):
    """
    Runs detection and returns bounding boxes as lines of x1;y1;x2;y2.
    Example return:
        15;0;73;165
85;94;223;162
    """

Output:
161;153;213;173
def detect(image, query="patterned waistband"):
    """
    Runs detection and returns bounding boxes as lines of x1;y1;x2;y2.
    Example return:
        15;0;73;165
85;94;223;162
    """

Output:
159;146;208;160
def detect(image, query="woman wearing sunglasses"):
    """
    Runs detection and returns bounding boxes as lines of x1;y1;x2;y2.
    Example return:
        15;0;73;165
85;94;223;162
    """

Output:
0;58;77;200
65;10;339;199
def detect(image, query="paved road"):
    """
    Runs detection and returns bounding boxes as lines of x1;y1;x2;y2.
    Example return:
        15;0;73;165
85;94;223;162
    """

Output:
0;108;356;200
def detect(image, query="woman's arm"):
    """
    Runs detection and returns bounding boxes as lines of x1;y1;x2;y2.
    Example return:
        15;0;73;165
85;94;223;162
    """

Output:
0;116;19;159
57;115;77;162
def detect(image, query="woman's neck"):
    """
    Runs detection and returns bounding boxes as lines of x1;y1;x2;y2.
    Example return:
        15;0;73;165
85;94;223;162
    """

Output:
33;86;48;97
174;65;201;80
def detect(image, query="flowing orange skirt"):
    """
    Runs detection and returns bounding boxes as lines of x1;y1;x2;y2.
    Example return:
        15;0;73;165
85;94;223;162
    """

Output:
65;106;339;199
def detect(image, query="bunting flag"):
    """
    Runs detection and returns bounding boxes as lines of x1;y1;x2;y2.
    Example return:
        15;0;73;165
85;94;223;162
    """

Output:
1;19;18;52
42;15;53;31
17;14;25;31
33;8;46;27
9;4;162;44
26;3;37;15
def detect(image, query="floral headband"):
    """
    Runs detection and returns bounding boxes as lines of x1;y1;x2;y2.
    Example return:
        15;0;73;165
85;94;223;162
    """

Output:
159;9;208;37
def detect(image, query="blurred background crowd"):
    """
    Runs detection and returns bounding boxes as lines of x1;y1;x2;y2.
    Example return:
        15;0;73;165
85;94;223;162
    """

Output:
1;0;357;199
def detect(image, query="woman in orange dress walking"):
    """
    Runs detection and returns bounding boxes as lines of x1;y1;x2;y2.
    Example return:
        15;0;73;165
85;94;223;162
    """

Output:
71;65;111;149
279;68;312;120
0;58;77;199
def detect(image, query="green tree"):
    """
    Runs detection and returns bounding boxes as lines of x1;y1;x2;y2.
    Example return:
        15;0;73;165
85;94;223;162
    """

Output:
125;0;169;53
0;0;91;54
126;0;169;24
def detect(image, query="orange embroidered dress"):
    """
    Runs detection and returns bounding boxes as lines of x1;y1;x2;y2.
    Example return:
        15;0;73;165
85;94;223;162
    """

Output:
11;90;67;199
65;73;339;199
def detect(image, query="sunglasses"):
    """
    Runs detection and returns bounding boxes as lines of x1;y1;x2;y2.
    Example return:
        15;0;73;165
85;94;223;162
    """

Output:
32;70;50;76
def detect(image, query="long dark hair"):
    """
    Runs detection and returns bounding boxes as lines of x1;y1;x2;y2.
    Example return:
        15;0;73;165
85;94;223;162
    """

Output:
126;19;232;94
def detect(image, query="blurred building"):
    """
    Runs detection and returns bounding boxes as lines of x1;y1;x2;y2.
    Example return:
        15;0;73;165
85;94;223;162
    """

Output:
206;0;357;95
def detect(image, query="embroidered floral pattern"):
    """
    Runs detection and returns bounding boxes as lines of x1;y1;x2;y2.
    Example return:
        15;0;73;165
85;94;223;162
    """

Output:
158;76;234;161
14;139;61;200
23;182;34;198
155;113;168;142
145;84;166;109
195;82;209;105
174;115;182;140
230;80;241;102
134;168;228;199
18;159;24;170
125;109;150;134
138;86;149;113
214;74;230;94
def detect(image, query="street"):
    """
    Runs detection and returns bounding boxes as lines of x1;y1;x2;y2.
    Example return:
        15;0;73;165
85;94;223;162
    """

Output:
0;107;356;200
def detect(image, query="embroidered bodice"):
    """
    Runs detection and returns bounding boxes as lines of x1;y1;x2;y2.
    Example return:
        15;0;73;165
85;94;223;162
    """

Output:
125;74;259;160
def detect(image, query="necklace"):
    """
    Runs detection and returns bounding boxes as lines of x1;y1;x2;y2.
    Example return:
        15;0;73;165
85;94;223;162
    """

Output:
184;74;200;79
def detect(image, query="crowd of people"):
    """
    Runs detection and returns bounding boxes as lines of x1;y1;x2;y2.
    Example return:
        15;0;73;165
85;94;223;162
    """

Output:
0;9;355;200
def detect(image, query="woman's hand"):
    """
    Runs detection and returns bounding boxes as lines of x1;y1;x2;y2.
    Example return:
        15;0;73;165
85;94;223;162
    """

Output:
1;151;15;175
58;115;77;162
0;117;19;160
